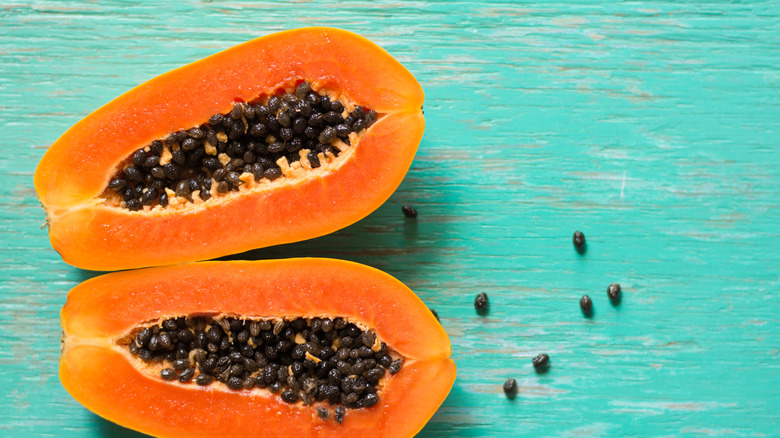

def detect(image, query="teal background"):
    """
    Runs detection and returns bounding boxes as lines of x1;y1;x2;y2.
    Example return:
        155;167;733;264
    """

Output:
1;1;779;436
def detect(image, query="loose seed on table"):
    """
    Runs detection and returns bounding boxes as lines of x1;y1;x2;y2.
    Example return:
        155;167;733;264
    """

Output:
402;205;418;218
532;353;550;371
607;283;622;305
474;292;489;313
580;295;593;316
572;230;586;254
503;378;517;399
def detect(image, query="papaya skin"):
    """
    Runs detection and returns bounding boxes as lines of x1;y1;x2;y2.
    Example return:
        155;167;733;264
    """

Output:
35;28;424;271
60;259;456;438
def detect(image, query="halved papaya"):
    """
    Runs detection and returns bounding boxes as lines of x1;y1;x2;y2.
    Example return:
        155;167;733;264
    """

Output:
60;258;455;437
34;27;424;271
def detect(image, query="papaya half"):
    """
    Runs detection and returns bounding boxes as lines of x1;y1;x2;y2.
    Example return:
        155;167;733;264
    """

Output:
60;258;455;437
34;27;425;271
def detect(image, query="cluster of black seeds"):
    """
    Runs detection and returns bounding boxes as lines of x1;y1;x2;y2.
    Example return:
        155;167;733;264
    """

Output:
128;315;402;419
107;81;378;211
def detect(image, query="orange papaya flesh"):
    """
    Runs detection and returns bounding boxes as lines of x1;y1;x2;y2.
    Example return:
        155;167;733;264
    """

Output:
35;27;424;271
60;259;456;438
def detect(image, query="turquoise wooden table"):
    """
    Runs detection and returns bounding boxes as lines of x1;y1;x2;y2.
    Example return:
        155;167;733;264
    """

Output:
1;1;778;436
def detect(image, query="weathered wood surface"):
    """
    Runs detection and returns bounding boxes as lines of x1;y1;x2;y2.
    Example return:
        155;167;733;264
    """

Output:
1;1;778;436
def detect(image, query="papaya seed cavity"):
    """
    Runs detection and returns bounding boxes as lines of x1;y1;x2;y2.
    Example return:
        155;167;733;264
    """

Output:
105;82;378;211
124;314;402;421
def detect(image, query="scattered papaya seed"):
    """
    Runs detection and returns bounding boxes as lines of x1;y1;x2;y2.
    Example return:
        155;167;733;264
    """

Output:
503;378;517;399
402;205;418;218
580;295;593;316
572;230;586;254
474;292;489;314
532;353;550;372
607;283;622;305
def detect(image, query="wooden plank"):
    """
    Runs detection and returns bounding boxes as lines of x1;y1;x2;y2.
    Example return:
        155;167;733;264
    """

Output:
1;1;778;436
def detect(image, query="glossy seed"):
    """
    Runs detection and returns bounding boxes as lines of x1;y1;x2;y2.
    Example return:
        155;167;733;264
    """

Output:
323;111;342;124
350;106;365;119
126;199;142;211
402;205;417;218
195;374;213;386
279;127;293;141
136;328;152;346
335;124;350;138
227;172;242;187
177;367;195;382
226;376;244;390
158;332;172;349
264;168;282;181
318;127;336;144
580;295;593;316
150;166;165;179
228;120;245;140
124;166;142;182
503;378;517;398
360;392;379;408
267;142;285;154
532;353;550;370
335;406;345;424
171;149;187;166
160;368;176;381
132;150;146;167
150;140;164;156
249;122;267;137
474;292;489;313
307;152;320;169
317;406;329;420
573;230;586;253
389;359;402;375
295;82;311;99
607;283;622;305
163;163;180;180
365;109;377;125
175;181;190;197
108;178;126;190
281;390;299;403
204;157;221;170
229;103;243;119
209;114;224;125
140;188;156;205
293;117;307;134
181;137;198;151
142;155;160;169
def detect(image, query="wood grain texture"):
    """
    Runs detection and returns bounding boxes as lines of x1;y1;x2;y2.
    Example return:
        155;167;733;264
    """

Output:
1;1;778;436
